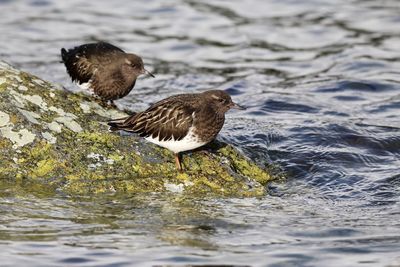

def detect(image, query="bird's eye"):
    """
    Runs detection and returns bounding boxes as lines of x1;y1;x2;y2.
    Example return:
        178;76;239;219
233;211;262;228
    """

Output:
218;98;225;103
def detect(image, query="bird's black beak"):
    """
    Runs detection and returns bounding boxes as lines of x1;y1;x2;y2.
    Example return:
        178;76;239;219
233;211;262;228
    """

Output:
230;102;246;110
143;68;155;78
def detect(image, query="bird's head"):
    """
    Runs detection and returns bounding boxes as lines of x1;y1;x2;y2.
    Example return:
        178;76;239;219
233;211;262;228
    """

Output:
123;54;155;78
203;90;246;113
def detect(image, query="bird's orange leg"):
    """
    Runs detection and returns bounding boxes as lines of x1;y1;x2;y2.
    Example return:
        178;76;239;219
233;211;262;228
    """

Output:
175;153;183;172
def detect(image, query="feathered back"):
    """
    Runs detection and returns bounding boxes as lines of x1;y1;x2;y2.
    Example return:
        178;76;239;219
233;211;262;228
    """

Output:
108;96;196;141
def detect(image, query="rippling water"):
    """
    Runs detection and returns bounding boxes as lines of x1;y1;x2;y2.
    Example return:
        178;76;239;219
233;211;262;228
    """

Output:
1;0;400;266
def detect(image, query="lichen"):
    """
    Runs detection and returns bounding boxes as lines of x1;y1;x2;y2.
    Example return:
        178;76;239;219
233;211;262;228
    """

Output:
17;108;41;124
42;132;57;144
18;85;28;91
46;121;62;133
22;94;48;110
218;145;272;185
0;77;6;86
31;158;58;178
76;131;121;151
0;111;10;127
0;127;36;148
79;102;91;113
55;116;83;132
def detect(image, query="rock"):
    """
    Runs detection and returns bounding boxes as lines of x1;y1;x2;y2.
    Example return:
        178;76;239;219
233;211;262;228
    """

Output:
0;60;274;197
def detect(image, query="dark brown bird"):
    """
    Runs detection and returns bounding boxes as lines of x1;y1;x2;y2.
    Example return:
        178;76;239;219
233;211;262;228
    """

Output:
61;42;154;105
108;90;245;171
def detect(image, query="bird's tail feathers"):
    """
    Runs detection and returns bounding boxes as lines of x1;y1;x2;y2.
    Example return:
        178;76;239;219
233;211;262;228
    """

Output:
107;115;135;132
60;48;69;63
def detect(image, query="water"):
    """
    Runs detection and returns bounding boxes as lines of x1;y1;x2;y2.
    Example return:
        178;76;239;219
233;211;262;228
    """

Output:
1;0;400;266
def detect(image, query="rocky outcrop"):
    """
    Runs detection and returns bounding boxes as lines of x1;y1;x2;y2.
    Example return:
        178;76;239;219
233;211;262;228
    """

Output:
0;60;274;197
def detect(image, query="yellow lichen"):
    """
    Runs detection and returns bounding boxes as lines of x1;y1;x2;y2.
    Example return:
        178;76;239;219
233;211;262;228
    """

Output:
29;141;52;159
65;174;80;181
108;153;124;162
176;172;190;181
31;158;58;178
77;131;119;147
218;145;272;185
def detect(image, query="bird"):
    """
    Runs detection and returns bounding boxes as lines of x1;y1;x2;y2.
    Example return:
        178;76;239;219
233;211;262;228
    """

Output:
108;90;245;171
60;42;154;105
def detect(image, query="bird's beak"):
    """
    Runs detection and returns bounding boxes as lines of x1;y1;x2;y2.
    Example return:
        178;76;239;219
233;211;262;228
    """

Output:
143;68;155;78
230;102;246;110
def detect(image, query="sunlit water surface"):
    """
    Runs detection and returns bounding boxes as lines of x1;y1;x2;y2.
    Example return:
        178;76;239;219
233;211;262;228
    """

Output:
0;0;400;266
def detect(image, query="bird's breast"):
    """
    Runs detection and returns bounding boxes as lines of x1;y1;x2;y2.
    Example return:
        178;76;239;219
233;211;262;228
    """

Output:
192;110;225;143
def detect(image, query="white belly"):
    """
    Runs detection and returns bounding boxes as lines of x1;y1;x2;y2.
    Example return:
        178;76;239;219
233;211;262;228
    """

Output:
144;127;207;153
77;81;93;91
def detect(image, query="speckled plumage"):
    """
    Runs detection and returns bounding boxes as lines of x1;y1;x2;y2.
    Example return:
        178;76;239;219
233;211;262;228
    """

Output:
108;90;245;171
61;42;153;102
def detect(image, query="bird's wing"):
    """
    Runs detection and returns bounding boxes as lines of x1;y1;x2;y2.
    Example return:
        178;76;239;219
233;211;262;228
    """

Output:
84;42;125;65
111;99;195;141
61;42;124;84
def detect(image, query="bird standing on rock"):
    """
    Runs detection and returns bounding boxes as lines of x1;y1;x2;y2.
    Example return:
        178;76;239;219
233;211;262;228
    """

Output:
61;42;154;106
108;90;246;171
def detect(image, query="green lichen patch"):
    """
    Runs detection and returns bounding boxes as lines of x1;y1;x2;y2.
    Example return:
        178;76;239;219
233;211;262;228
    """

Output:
217;145;272;185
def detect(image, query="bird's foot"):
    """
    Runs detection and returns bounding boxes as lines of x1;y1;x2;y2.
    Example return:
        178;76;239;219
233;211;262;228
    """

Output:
106;100;118;109
94;98;117;109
